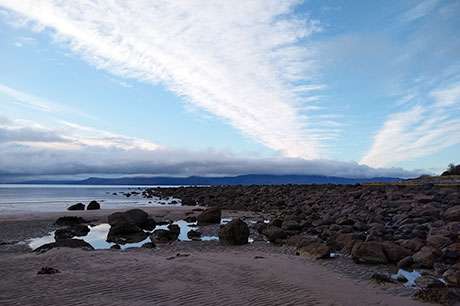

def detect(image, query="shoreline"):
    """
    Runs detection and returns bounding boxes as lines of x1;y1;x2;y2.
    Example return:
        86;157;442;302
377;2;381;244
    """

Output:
0;206;440;306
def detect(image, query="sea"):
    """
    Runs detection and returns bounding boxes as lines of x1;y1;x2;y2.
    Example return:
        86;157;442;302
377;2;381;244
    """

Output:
0;184;179;214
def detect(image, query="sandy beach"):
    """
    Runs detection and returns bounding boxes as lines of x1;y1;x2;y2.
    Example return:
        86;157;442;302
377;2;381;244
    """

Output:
0;206;436;306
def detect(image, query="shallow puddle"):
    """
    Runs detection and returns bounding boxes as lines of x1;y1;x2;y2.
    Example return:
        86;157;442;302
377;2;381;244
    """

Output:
27;217;257;251
392;269;422;287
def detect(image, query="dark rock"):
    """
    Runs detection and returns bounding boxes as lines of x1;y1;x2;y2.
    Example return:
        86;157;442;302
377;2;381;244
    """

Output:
443;264;460;286
381;241;412;263
142;242;156;249
110;244;121;250
351;241;388;264
37;267;60;275
107;231;148;244
108;209;154;230
87;200;100;210
370;272;396;284
397;256;414;270
197;207;221;225
167;224;180;240
55;216;87;226
297;242;331;259
187;230;201;240
55;224;90;240
67;203;85;210
184;216;197;223
262;225;287;243
218;219;250;245
413;246;441;269
150;229;177;243
445;205;460;222
34;239;94;253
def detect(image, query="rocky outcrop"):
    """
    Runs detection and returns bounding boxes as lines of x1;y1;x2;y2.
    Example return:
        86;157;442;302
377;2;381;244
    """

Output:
197;207;221;225
55;216;87;226
218;219;249;245
87;200;100;210
67;203;85;211
34;239;94;253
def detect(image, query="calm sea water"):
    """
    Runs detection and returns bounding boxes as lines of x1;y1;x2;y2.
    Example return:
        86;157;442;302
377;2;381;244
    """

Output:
0;184;179;213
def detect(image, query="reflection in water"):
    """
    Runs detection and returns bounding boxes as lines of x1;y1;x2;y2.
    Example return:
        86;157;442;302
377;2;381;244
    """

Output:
28;219;223;250
392;269;422;287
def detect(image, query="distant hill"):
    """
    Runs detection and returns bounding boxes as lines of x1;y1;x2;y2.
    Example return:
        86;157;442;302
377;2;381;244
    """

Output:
15;174;400;186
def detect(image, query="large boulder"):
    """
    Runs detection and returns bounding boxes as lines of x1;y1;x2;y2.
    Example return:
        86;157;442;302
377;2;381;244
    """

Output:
150;229;177;243
413;246;441;268
87;200;100;210
261;225;287;243
55;216;87;226
67;203;85;211
34;239;94;253
55;224;90;240
218;219;250;245
381;241;412;263
297;242;331;259
197;207;221;225
108;209;155;231
445;206;460;222
351;241;388;264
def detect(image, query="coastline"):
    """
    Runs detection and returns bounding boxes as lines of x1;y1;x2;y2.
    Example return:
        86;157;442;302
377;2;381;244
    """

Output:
0;206;437;306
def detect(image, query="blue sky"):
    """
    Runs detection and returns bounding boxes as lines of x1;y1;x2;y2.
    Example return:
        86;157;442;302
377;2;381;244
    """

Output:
0;0;459;180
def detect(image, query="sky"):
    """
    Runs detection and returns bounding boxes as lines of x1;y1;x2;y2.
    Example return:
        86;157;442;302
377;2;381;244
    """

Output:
0;0;459;181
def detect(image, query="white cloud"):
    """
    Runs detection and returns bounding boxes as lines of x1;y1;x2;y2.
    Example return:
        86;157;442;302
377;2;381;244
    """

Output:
361;83;460;167
0;115;420;180
0;83;93;118
0;0;328;159
0;116;160;152
401;0;440;23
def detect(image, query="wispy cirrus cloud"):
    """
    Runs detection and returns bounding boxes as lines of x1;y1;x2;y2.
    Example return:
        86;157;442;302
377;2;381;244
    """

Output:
0;0;329;159
361;82;460;167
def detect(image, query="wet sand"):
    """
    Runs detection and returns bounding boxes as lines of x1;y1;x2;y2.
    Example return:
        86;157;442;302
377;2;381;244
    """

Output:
0;207;434;306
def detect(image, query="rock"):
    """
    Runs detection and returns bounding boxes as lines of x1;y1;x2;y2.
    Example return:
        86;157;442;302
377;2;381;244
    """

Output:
297;242;331;259
443;242;460;264
370;272;396;284
110;244;121;250
381;241;412;263
184;216;197;223
397;238;425;252
55;216;87;226
397;256;414;270
414;276;449;305
167;224;180;240
333;233;363;253
37;267;60;275
197;207;221;225
67;203;85;210
187;230;202;240
443;265;460;286
108;209;155;231
445;205;460;222
351;242;388;264
426;235;451;249
413;246;441;269
55;224;90;240
142;242;156;249
107;230;148;244
218;219;250;245
34;239;94;253
150;229;177;243
261;225;287;243
87;200;100;210
281;220;302;231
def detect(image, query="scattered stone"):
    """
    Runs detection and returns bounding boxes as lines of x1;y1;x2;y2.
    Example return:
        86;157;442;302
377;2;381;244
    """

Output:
55;224;90;240
370;272;396;284
67;203;85;211
110;244;121;250
150;229;177;243
55;216;87;226
37;267;60;275
351;242;388;264
187;230;201;240
218;219;250;245
87;200;100;210
142;242;156;249
34;239;94;253
197;207;221;225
